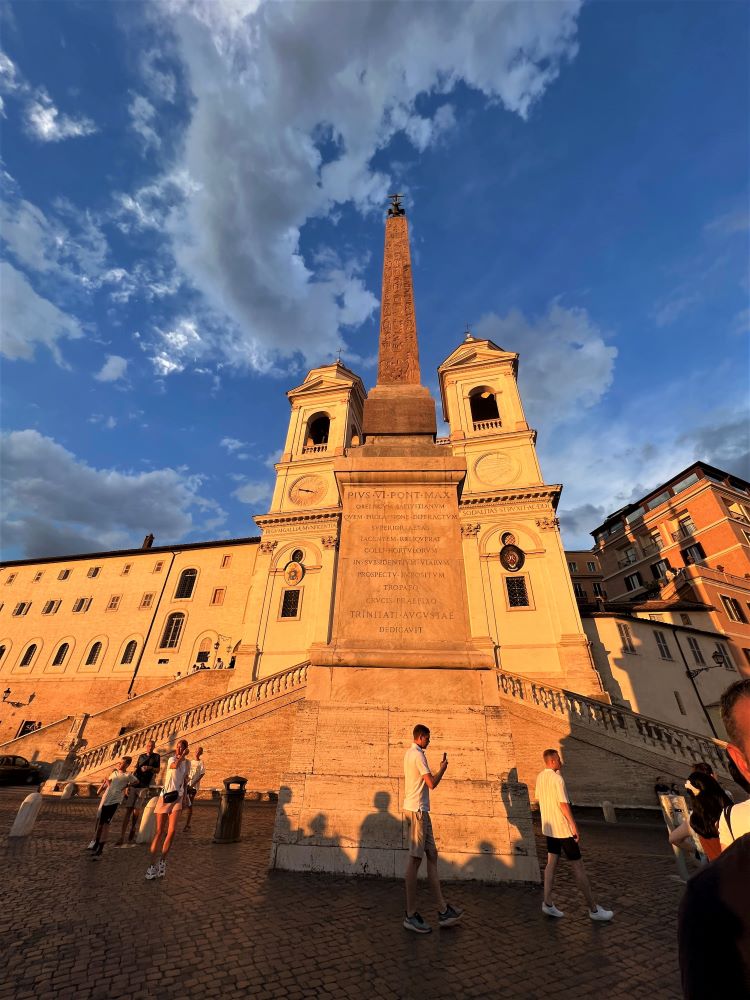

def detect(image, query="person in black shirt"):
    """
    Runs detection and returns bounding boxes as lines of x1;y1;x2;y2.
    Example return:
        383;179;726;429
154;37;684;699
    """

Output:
115;740;161;847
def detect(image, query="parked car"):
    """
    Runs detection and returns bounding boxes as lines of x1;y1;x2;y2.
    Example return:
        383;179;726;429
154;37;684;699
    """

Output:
0;755;42;786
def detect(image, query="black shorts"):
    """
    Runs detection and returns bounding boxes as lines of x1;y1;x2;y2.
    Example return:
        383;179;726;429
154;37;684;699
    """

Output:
99;803;119;825
546;835;582;861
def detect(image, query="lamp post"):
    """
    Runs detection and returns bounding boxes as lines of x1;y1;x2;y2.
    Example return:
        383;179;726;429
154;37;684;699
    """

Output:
712;649;727;670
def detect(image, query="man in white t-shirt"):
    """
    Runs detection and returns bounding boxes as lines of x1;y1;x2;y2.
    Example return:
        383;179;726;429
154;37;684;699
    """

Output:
183;746;205;832
535;749;613;922
718;678;750;847
89;757;137;859
402;723;463;934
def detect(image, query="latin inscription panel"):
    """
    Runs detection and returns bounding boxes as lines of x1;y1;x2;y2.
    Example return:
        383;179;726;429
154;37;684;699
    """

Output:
334;484;471;648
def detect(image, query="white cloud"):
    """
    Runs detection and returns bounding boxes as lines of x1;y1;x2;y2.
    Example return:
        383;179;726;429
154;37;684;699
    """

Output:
126;0;581;373
128;93;161;151
231;478;273;505
0;261;83;364
474;302;617;430
95;354;129;382
220;437;248;454
0;429;226;557
24;92;97;142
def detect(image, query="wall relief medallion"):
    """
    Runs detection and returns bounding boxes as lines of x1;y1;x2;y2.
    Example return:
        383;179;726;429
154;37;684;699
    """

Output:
283;561;305;585
474;451;521;487
499;544;525;572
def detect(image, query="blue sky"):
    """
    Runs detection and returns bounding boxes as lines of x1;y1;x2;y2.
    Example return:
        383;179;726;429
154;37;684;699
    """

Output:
1;0;747;559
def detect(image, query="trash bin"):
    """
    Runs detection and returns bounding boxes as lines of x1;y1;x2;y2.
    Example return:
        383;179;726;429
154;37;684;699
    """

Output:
213;775;248;844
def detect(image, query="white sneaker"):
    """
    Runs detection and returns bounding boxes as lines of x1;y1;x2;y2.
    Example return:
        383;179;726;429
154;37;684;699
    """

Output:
157;858;167;878
589;905;614;922
542;902;564;918
145;864;159;880
86;840;97;850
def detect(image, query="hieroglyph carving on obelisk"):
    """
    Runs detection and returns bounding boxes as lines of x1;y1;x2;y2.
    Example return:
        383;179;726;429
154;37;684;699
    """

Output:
377;194;421;386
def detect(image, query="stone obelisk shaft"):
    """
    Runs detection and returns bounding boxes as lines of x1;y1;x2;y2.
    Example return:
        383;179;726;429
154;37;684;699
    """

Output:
362;209;437;438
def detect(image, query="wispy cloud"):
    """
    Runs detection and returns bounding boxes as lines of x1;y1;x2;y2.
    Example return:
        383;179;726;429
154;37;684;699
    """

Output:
94;355;129;383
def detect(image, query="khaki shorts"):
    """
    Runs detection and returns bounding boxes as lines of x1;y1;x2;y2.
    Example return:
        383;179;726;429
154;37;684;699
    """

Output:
407;810;437;860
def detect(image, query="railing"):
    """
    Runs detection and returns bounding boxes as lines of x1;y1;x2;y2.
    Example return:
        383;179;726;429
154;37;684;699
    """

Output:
496;669;730;776
434;436;451;446
671;523;696;542
302;444;327;454
617;551;639;568
472;419;503;433
70;662;309;777
640;540;663;556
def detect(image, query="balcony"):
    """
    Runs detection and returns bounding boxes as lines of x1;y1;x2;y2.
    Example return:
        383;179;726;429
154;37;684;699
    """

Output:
640;540;664;557
302;443;328;455
472;419;503;433
671;522;697;542
617;552;639;569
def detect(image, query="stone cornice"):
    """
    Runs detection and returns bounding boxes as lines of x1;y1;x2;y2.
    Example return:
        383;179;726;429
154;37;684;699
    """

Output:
459;484;561;510
254;510;341;532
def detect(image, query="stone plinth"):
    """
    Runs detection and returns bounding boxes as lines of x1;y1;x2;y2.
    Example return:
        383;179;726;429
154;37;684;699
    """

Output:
271;665;540;882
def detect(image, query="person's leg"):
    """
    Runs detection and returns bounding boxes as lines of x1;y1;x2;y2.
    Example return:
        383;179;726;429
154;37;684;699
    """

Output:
150;812;167;858
570;859;597;910
116;807;133;846
183;801;193;831
161;809;181;857
425;851;447;913
543;852;559;905
128;807;140;843
405;855;422;916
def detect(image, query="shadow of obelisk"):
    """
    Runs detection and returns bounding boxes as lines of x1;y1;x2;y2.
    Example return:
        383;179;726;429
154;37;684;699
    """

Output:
270;195;539;882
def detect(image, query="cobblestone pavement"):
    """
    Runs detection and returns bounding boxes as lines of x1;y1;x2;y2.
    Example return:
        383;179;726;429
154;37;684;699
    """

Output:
0;788;684;1000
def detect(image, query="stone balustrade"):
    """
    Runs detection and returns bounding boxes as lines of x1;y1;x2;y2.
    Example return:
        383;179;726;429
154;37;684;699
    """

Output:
472;419;503;432
497;669;731;776
70;662;309;778
302;444;327;454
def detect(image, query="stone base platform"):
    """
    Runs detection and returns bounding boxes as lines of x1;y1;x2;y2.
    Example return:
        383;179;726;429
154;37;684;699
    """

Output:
270;665;540;883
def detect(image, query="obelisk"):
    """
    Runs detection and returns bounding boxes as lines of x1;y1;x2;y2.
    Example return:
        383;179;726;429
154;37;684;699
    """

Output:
271;197;539;883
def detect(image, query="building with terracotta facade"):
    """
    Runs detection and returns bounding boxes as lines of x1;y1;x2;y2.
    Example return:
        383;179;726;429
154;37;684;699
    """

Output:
565;550;606;604
591;462;750;678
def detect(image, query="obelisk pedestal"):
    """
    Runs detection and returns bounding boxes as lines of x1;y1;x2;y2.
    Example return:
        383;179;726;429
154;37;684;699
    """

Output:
271;199;540;882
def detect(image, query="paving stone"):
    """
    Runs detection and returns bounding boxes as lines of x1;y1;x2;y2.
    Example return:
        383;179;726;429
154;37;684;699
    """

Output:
0;789;684;999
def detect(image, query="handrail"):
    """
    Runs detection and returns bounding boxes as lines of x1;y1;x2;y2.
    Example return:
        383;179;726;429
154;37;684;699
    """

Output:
70;662;309;777
497;669;730;776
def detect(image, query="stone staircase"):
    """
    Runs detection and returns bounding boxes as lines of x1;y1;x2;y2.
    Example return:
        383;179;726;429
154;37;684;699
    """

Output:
497;669;730;777
68;662;309;784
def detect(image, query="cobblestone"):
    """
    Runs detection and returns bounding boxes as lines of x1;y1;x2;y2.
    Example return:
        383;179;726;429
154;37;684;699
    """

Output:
0;789;684;999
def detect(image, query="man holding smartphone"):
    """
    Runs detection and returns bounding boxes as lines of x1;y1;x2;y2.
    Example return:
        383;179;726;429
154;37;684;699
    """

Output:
402;723;463;933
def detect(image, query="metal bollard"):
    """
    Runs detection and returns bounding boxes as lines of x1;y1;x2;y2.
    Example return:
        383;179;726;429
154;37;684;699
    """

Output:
9;792;43;838
602;800;617;824
213;776;247;844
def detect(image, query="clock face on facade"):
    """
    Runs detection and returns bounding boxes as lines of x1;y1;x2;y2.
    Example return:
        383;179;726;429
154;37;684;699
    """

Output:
288;475;327;506
474;451;520;487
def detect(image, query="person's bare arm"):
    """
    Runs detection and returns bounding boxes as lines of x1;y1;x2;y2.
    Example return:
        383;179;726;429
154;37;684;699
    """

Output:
423;759;448;791
668;819;693;846
558;801;579;840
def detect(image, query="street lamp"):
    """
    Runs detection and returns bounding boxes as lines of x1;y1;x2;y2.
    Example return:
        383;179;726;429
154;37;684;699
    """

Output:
712;649;727;669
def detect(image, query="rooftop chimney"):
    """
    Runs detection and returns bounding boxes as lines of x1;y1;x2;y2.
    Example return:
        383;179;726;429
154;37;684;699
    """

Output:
142;534;155;550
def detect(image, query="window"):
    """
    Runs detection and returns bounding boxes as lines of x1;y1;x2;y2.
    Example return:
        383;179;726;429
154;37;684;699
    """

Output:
716;643;735;669
586;561;597;573
58;569;71;580
672;472;700;495
674;691;687;716
20;644;37;667
175;568;197;600
42;600;61;615
52;642;69;667
686;637;705;666
305;414;330;446
618;545;639;568
593;582;605;598
221;554;232;569
160;612;185;649
645;491;670;511
506;577;530;608
122;564;132;576
682;543;705;565
573;582;586;599
5;573;17;585
291;549;304;564
106;595;121;611
649;614;664;621
280;589;301;618
72;597;92;613
721;595;748;623
153;561;164;573
567;561;578;573
469;387;500;424
12;602;31;616
32;572;43;583
625;507;646;525
120;640;138;665
140;593;155;609
617;622;636;653
624;572;643;592
654;631;672;660
197;638;211;663
87;566;101;578
651;559;672;580
680;614;692;626
16;721;40;738
0;644;6;661
211;588;226;607
85;642;102;666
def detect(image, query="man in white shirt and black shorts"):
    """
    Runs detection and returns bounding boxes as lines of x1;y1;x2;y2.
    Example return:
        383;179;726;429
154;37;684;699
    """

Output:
535;748;613;922
89;757;137;859
402;723;463;934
